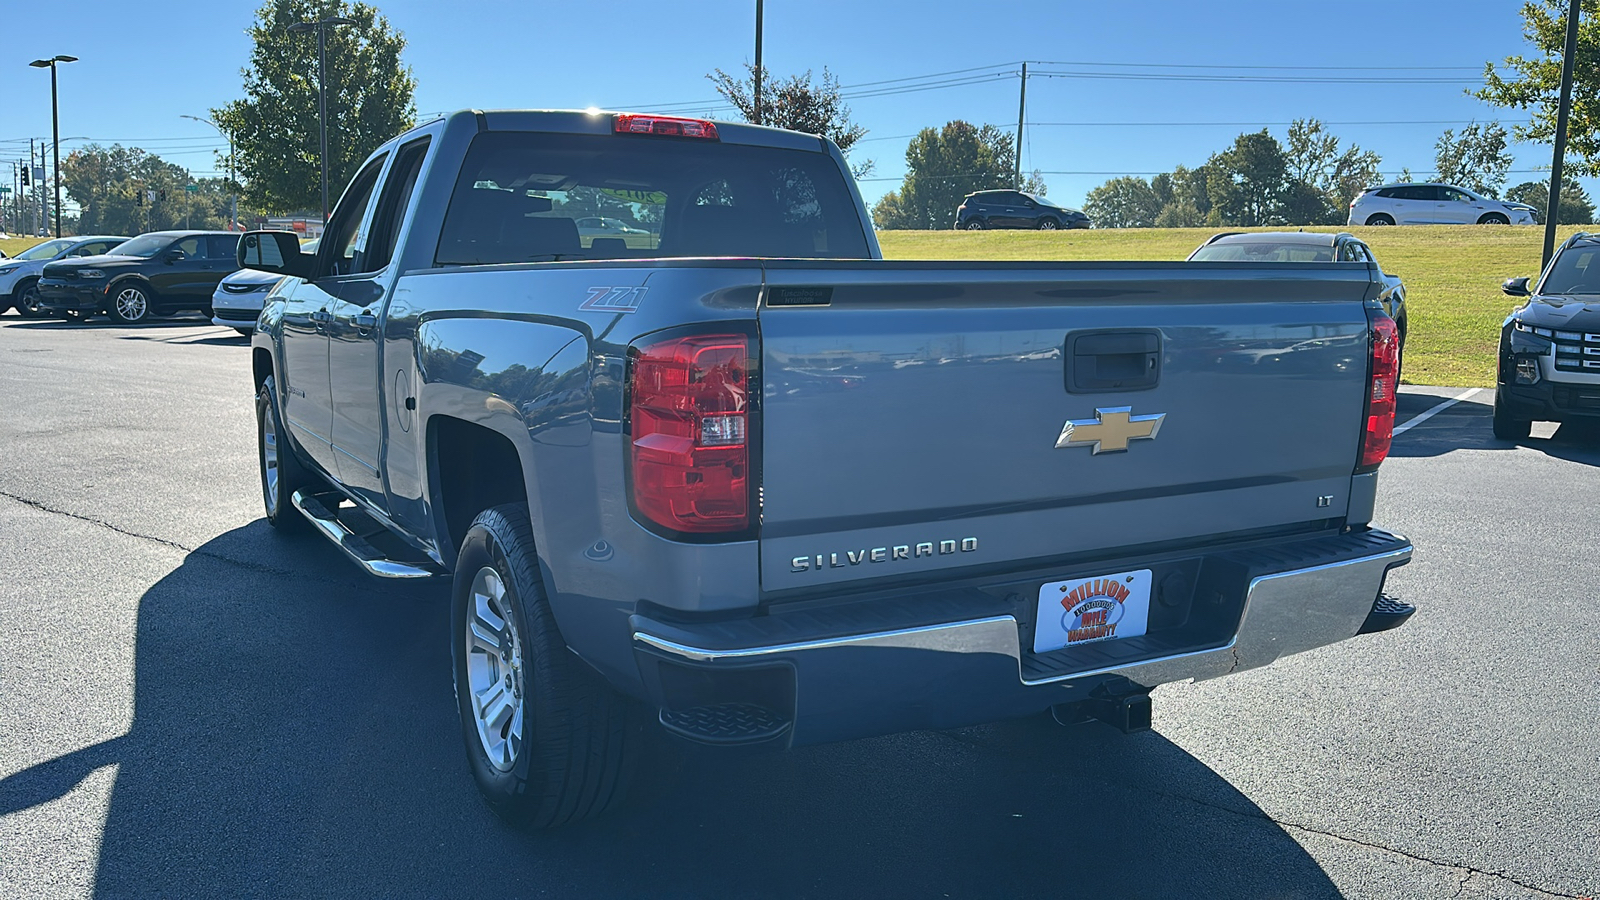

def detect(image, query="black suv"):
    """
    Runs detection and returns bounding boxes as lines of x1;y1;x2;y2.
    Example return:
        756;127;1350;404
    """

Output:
1494;232;1600;439
37;231;242;324
955;190;1090;230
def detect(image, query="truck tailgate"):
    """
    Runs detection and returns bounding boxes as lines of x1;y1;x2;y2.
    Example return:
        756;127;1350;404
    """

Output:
756;262;1376;592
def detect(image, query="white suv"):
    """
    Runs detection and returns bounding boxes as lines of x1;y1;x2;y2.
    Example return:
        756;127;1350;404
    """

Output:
1349;183;1537;226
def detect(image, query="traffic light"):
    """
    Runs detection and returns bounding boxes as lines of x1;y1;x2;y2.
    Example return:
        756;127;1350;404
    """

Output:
159;189;167;202
20;167;29;187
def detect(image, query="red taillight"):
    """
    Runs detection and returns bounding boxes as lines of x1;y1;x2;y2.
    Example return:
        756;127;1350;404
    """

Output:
1358;313;1400;471
613;114;720;140
629;332;751;534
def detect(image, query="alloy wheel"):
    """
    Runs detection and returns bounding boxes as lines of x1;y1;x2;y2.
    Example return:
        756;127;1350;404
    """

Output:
260;400;280;517
465;566;525;772
114;287;148;322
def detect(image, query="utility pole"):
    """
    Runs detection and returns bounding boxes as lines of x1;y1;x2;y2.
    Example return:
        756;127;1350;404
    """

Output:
29;139;37;236
1543;0;1581;269
753;0;764;126
288;16;356;223
1015;62;1028;190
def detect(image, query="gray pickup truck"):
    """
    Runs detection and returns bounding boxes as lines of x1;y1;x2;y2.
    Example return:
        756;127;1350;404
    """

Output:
240;109;1414;827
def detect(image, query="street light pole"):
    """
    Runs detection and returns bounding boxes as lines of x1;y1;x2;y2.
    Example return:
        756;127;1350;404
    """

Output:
182;115;236;229
29;54;77;238
753;0;764;126
288;16;355;224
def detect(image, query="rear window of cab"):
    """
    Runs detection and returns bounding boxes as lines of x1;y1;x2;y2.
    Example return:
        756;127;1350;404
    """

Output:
435;131;871;265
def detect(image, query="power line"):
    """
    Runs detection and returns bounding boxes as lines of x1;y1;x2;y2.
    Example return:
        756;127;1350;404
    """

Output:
1028;70;1480;85
1025;58;1483;71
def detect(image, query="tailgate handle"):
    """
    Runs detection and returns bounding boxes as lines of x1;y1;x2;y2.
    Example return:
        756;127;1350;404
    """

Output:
1066;330;1161;393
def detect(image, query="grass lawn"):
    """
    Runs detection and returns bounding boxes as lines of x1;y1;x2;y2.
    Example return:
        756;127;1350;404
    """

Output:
1;236;50;258
879;225;1589;388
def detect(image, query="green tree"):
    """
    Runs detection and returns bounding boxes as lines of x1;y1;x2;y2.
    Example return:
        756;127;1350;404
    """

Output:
1506;178;1596;223
1021;169;1048;196
1082;176;1161;228
888;121;1016;230
1285;118;1383;219
213;0;416;214
871;189;910;229
1206;130;1292;226
1478;1;1600;176
709;65;873;176
1434;122;1513;197
61;145;242;235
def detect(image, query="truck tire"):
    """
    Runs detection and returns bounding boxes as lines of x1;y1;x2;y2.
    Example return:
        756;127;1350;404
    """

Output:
1492;392;1532;441
256;375;310;530
451;504;643;828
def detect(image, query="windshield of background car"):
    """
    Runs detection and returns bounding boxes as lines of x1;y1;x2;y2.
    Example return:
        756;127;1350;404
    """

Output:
16;239;74;261
1190;242;1335;262
104;234;170;259
435;131;872;264
1538;245;1600;294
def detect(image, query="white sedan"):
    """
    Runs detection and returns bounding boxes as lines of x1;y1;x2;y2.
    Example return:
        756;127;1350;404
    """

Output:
211;239;317;335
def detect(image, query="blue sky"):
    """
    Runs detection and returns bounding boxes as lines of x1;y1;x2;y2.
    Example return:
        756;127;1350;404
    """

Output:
0;0;1580;215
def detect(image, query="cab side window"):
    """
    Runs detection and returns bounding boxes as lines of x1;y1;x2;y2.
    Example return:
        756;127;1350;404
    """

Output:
175;237;202;258
360;137;431;274
317;154;389;278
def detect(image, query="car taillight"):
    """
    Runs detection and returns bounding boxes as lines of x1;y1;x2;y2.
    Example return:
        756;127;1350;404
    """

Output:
629;331;752;534
1358;313;1400;471
613;114;719;140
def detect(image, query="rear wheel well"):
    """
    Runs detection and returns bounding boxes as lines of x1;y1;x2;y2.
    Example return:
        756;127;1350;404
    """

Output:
429;416;530;565
252;348;273;392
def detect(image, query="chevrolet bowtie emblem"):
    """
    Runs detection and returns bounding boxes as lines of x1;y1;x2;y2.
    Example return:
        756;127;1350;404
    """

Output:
1055;407;1166;454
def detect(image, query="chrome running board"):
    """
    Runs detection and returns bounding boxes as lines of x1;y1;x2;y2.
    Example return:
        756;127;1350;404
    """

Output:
291;489;444;579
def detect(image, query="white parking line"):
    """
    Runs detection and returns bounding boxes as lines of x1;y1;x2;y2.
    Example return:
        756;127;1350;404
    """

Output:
1392;387;1483;435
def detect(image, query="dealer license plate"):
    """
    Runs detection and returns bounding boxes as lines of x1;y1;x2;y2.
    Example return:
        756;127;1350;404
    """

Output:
1032;569;1153;654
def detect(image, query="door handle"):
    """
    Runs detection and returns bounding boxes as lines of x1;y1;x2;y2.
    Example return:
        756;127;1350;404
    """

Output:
352;310;377;329
311;309;333;324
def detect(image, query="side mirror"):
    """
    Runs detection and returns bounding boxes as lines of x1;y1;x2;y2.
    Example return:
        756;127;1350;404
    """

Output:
238;230;313;279
165;249;186;263
1502;276;1531;297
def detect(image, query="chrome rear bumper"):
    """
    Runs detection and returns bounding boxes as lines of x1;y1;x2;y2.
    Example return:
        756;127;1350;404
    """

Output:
631;532;1412;746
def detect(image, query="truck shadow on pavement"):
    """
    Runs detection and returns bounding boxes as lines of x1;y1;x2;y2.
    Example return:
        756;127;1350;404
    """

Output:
1390;392;1600;465
0;523;1344;898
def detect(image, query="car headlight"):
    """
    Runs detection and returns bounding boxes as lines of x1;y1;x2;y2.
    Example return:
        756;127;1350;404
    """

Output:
1510;321;1553;356
0;265;18;276
79;269;106;279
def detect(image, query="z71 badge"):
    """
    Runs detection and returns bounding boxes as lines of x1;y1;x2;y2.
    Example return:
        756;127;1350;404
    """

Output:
580;286;647;313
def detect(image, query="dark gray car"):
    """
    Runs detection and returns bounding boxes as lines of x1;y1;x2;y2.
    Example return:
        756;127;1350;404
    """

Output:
1189;231;1408;371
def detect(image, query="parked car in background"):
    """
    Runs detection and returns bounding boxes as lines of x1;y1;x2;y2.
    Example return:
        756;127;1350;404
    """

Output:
1349;183;1537;226
0;235;132;317
574;216;648;236
956;190;1091;230
37;231;241;324
212;238;317;335
1189;231;1408;374
1495;231;1600;439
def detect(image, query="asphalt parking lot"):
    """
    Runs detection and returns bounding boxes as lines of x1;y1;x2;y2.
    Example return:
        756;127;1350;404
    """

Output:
1;317;1596;899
